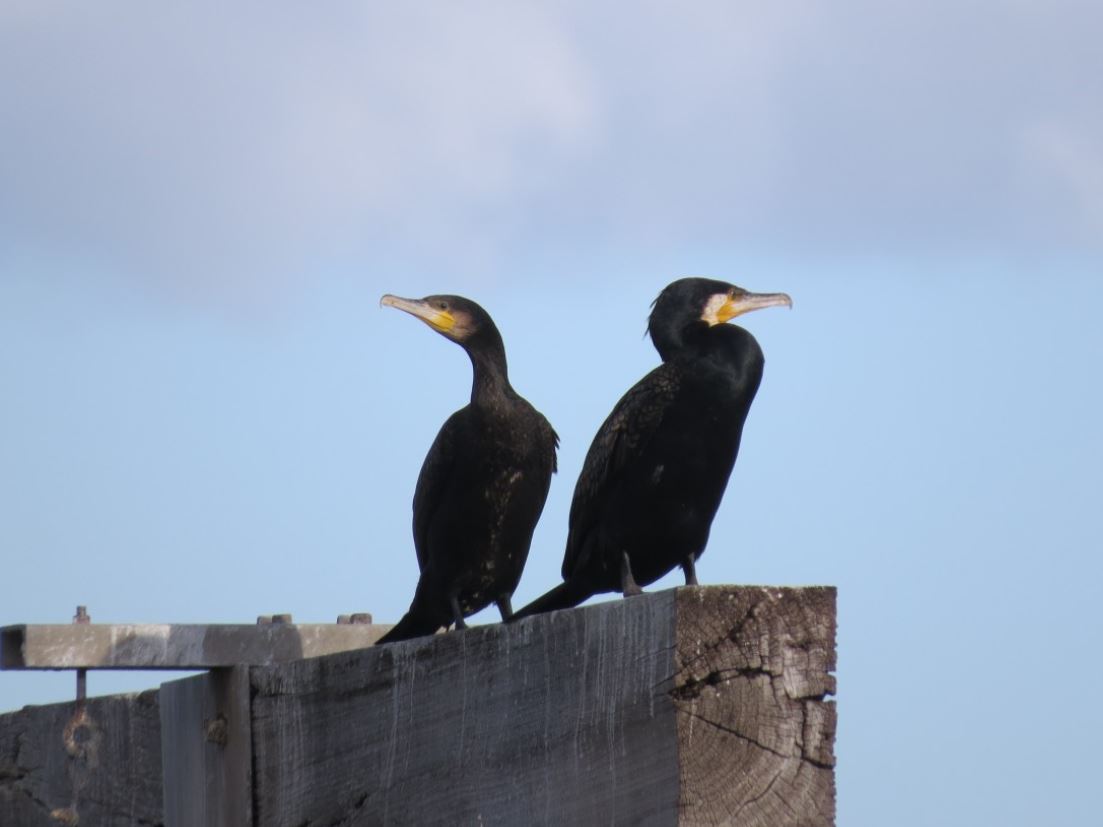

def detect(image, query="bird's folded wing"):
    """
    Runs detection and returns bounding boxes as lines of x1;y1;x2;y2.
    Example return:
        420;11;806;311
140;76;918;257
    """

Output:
411;411;462;572
562;364;679;578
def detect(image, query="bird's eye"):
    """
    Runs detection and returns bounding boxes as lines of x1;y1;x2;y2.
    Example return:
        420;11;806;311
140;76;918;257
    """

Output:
438;301;449;311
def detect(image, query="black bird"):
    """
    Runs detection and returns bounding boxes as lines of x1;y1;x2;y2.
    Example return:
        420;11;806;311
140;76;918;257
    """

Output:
511;278;790;620
376;294;557;643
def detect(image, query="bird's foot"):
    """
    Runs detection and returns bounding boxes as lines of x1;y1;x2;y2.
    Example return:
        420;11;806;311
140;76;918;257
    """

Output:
620;551;644;597
496;596;514;622
682;554;699;586
449;594;466;630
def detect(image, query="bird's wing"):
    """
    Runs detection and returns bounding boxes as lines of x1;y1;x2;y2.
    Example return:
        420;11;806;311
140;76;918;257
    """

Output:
411;411;463;572
563;364;679;578
538;414;559;491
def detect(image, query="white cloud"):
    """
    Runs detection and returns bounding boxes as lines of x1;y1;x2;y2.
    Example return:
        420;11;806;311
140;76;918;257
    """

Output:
1019;120;1103;238
0;3;598;297
1;1;1100;303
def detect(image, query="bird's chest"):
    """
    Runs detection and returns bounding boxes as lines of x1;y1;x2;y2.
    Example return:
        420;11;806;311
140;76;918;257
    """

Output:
447;419;535;512
638;383;744;497
669;376;744;444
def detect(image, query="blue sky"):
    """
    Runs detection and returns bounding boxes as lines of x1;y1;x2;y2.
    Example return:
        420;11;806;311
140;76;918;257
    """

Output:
2;3;1102;824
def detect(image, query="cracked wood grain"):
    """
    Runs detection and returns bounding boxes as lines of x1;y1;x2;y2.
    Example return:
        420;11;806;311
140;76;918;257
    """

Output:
673;587;837;826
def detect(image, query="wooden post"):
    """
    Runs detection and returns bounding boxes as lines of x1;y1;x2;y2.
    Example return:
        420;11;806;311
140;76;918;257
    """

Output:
160;666;252;827
673;587;836;825
249;586;836;826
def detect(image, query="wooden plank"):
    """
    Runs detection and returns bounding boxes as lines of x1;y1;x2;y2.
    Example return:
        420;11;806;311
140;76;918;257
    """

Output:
0;691;163;826
252;590;682;826
249;585;837;826
1;623;391;670
160;667;252;827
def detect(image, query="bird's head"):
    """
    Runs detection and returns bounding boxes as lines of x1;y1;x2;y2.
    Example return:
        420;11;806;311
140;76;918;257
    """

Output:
380;294;496;344
649;277;792;360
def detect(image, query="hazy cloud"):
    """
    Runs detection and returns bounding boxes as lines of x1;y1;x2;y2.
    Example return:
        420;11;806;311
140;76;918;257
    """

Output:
1;1;1100;300
0;2;598;295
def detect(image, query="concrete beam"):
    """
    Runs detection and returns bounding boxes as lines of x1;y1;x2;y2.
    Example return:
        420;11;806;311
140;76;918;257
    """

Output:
1;622;392;670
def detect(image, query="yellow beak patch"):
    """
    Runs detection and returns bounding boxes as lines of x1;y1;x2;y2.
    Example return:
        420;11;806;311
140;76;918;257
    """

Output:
381;294;456;333
701;290;793;325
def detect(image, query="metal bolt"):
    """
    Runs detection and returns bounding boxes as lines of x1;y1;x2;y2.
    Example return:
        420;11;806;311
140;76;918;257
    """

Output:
258;614;293;625
204;714;228;746
73;606;89;704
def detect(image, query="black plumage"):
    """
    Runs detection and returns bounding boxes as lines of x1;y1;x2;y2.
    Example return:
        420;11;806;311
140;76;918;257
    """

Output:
377;294;557;644
512;278;789;620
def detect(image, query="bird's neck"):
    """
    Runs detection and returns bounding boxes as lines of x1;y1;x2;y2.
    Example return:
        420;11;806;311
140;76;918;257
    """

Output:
664;324;762;375
468;343;512;406
652;319;710;363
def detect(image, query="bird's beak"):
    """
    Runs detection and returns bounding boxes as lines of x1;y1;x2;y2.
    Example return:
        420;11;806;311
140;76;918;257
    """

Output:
380;294;456;333
708;290;793;325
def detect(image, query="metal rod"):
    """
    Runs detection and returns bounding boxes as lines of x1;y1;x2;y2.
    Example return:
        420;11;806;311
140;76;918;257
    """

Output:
74;605;90;704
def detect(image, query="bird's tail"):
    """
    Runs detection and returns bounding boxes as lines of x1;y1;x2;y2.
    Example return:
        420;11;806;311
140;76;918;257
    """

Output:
508;580;592;622
376;609;443;645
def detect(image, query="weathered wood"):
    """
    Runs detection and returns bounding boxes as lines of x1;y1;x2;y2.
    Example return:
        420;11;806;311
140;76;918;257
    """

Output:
249;585;836;826
160;667;252;827
1;623;392;670
0;586;835;826
0;691;163;826
673;587;836;826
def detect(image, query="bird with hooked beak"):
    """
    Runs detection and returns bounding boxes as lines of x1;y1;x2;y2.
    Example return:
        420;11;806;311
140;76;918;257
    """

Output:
512;277;790;620
376;293;558;643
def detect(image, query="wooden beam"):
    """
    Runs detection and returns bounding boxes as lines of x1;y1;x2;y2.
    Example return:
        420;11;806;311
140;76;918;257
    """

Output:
161;667;252;827
249;586;837;826
1;586;837;825
673;587;837;824
1;622;391;670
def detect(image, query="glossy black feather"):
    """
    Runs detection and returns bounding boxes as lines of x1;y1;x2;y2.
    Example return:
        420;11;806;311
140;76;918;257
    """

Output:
378;295;557;644
512;278;782;621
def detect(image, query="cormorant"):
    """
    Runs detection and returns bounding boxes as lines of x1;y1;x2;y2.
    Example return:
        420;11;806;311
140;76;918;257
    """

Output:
511;278;790;620
377;293;557;644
